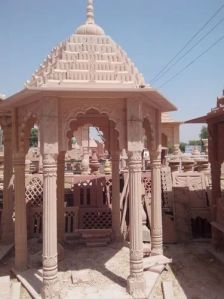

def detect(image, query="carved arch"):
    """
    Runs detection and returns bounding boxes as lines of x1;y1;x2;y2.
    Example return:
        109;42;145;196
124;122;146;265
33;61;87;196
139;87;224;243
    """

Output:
63;105;123;152
17;110;39;153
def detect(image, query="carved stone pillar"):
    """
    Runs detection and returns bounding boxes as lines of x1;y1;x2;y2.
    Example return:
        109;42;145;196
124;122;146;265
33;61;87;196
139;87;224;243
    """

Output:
42;154;59;298
208;124;220;221
127;151;146;298
1;117;14;244
14;152;27;270
151;152;163;255
81;126;90;174
38;128;43;173
57;152;65;242
111;152;122;241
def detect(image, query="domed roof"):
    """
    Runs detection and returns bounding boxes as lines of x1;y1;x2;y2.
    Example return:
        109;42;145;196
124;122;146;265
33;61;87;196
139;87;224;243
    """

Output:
27;0;146;89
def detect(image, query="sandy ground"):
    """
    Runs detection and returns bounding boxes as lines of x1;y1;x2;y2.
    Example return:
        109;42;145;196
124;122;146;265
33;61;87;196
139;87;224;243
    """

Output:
1;241;224;299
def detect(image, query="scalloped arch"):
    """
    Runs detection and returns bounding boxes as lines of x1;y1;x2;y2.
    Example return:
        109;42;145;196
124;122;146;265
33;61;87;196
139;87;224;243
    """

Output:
18;111;39;153
63;105;123;152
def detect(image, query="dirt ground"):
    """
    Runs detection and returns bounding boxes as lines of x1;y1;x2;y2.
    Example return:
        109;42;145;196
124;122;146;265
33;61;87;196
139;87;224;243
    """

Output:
157;242;224;299
1;241;224;299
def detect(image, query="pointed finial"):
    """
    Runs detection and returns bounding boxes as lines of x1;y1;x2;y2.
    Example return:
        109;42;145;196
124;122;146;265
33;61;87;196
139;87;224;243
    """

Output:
86;0;95;24
76;0;104;35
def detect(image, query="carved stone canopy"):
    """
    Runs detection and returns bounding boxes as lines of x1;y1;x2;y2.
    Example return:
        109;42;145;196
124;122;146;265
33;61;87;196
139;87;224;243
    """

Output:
0;1;176;155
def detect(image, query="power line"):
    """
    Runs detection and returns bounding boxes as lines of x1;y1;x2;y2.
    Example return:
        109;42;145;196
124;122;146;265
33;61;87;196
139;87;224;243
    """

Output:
153;16;224;83
150;2;224;83
157;34;224;88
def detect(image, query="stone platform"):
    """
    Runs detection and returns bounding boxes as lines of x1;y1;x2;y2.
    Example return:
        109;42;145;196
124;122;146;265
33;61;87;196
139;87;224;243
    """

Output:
15;242;167;299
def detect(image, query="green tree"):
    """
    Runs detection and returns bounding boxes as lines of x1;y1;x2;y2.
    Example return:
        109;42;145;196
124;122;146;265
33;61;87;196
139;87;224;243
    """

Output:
188;140;201;146
199;125;208;140
29;128;38;147
179;142;187;153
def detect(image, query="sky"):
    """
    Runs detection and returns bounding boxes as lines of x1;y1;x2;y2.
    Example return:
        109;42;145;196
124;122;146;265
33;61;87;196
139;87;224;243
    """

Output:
0;0;224;142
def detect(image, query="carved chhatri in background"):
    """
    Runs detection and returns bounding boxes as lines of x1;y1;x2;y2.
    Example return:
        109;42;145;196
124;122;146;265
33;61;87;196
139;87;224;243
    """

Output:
187;90;224;251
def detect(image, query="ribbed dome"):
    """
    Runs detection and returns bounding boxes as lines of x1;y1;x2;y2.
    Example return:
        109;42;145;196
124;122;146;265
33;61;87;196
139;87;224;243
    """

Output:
76;23;105;36
26;0;147;89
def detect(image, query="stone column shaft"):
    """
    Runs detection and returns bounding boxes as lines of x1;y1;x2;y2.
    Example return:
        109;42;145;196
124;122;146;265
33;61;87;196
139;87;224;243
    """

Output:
42;154;59;298
38;129;43;173
1;121;14;243
127;151;146;298
14;153;27;270
111;152;121;240
151;155;163;255
57;152;65;242
81;126;90;174
210;160;221;220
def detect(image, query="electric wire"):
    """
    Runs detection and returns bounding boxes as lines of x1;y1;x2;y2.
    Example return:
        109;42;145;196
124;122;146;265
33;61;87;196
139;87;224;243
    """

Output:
157;33;224;88
152;16;224;83
150;3;224;83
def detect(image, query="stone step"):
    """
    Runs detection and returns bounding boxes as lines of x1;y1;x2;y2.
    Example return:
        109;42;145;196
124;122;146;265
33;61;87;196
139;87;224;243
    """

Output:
0;275;11;299
83;236;111;242
81;229;112;247
86;240;109;247
11;281;21;299
81;231;112;238
12;268;42;299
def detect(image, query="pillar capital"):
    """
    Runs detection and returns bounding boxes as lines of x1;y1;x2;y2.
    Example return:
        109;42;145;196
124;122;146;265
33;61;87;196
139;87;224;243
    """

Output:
150;149;161;160
128;150;142;171
43;154;58;176
151;158;161;169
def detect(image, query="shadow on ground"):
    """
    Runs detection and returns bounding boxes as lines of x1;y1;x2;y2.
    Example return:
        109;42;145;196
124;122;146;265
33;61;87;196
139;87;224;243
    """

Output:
165;242;224;299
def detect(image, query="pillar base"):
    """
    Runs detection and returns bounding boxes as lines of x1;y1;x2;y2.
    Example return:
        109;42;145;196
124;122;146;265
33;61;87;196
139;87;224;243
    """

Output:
41;279;60;299
127;275;147;299
151;247;163;256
